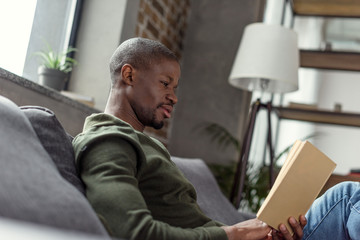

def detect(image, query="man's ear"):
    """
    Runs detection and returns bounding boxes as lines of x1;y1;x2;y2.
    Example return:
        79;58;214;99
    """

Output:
121;64;134;86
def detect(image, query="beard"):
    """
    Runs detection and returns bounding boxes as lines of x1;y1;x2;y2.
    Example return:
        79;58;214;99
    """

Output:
134;102;165;130
149;104;165;129
151;116;164;129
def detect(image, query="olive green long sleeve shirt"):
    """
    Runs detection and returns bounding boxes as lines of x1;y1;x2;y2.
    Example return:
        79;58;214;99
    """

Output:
73;113;227;240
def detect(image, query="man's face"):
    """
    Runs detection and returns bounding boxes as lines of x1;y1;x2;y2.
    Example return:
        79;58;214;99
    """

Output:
130;59;180;129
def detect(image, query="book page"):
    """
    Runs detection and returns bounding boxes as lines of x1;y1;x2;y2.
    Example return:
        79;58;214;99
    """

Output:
271;140;303;191
257;141;336;234
257;140;303;215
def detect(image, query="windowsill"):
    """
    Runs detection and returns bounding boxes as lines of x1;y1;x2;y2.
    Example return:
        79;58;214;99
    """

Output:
0;67;100;114
0;67;100;135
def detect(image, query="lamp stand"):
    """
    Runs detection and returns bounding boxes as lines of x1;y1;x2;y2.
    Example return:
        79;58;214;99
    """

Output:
230;99;276;209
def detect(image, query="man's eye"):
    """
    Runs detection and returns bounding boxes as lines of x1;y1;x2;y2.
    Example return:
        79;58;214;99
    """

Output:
161;81;169;87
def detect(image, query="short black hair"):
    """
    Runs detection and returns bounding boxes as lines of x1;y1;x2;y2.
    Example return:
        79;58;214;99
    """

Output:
109;37;179;85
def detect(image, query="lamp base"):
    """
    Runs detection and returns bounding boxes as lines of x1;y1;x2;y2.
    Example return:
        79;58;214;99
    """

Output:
230;99;275;208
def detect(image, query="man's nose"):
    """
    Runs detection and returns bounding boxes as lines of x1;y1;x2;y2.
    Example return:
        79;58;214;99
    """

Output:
167;90;178;105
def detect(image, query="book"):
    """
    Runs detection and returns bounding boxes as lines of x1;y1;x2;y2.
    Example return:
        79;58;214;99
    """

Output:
257;140;337;234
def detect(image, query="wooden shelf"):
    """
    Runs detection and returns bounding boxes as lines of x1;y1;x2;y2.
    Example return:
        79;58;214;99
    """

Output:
273;106;360;127
300;50;360;71
319;173;360;196
292;0;360;18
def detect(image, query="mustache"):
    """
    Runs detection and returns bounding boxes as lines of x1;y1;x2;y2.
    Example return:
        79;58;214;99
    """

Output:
157;102;174;108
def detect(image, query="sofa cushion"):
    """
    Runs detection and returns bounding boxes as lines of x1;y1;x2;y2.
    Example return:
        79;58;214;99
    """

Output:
20;106;85;195
0;96;108;236
0;216;113;240
171;156;255;225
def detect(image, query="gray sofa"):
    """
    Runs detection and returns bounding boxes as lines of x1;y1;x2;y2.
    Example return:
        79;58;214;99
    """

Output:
0;95;253;239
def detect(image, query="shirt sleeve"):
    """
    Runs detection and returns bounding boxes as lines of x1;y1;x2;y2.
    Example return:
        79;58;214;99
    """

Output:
79;137;228;240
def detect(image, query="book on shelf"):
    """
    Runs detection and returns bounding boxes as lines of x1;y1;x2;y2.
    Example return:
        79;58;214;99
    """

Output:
288;102;318;110
257;140;336;234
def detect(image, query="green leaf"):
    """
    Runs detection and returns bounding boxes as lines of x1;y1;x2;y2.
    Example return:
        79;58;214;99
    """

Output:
199;121;319;212
275;133;319;161
197;122;240;152
34;41;78;73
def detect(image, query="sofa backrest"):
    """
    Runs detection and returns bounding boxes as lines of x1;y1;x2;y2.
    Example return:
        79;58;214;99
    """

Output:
171;156;255;225
0;95;109;237
20;106;86;195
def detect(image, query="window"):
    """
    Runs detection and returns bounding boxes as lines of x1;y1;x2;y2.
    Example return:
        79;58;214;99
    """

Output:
0;0;79;82
0;0;37;75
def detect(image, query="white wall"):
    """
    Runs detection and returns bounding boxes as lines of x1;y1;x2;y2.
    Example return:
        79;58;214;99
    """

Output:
68;0;128;110
314;70;360;174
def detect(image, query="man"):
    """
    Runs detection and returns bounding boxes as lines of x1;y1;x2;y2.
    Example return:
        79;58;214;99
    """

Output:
73;38;359;240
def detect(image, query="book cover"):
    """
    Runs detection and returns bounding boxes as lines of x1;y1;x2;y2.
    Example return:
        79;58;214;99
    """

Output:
257;140;336;234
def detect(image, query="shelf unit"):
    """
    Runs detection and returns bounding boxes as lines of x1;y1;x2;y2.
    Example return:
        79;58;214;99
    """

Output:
292;0;360;18
291;0;360;71
273;107;360;128
286;0;360;125
232;1;360;207
300;50;360;72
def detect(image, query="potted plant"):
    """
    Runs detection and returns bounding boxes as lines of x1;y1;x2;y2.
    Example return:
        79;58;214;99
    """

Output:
35;44;77;91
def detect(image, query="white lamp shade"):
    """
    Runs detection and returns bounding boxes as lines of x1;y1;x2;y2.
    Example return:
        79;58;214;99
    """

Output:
229;23;299;93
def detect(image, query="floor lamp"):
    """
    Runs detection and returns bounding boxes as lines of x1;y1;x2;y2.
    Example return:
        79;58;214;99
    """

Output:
228;23;299;208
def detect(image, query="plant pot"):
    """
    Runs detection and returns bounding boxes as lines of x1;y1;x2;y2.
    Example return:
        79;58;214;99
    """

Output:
37;66;68;91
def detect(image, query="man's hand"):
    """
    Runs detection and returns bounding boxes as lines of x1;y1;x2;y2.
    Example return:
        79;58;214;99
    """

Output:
272;215;307;240
221;218;272;240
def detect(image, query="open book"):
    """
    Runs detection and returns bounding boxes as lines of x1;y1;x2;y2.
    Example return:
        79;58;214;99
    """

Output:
257;140;336;234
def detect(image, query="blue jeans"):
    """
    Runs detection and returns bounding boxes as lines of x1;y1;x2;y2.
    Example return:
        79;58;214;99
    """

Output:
303;181;360;239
